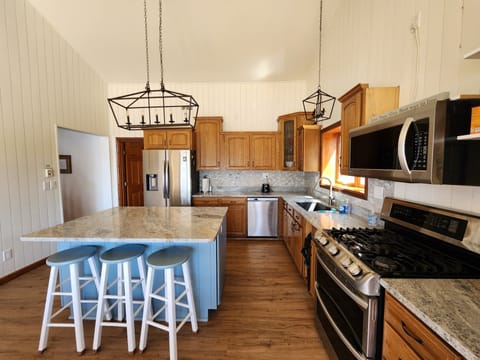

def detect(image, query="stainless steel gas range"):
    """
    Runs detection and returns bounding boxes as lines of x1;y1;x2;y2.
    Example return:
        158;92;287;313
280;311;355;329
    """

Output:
313;197;480;360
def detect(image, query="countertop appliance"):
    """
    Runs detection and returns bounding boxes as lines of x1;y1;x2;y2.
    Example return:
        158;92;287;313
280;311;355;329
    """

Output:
348;93;480;184
313;197;480;360
143;149;198;207
247;197;278;237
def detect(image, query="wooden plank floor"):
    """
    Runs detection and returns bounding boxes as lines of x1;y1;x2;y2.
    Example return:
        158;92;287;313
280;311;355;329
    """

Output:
0;240;332;359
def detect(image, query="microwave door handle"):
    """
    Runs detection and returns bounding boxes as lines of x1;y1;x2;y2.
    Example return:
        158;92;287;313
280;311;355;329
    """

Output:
398;117;414;176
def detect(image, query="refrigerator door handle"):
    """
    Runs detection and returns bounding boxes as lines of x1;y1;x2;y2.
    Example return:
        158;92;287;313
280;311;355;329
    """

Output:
164;159;170;199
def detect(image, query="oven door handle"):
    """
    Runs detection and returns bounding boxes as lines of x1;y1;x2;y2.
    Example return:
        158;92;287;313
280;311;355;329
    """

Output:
317;253;368;310
315;285;367;360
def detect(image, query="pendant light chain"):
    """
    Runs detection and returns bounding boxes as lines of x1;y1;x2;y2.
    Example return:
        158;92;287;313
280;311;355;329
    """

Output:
158;0;165;90
318;0;323;88
144;0;150;90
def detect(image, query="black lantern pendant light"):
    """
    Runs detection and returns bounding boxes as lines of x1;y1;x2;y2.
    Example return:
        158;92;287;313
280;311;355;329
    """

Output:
108;0;199;130
303;0;335;123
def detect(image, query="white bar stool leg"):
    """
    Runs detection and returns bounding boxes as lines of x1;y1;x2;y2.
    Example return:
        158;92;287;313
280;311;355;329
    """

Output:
165;267;177;360
117;262;124;321
122;261;136;353
69;263;85;353
92;262;109;352
182;261;198;332
87;256;111;321
139;266;154;352
38;266;59;352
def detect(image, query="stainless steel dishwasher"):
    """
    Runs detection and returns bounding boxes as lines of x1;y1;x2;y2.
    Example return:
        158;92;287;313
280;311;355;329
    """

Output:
247;197;278;237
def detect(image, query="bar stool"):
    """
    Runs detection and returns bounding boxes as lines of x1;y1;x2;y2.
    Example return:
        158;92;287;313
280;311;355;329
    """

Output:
92;244;147;353
139;246;198;360
38;245;107;354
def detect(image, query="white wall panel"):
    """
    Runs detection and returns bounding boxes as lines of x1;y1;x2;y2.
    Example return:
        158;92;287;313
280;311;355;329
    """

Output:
0;0;108;279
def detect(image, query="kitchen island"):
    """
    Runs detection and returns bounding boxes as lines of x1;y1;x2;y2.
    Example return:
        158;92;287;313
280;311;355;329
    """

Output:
21;206;228;321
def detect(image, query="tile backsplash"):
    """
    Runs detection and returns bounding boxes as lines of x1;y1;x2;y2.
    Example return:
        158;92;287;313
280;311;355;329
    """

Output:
199;170;318;193
201;170;480;219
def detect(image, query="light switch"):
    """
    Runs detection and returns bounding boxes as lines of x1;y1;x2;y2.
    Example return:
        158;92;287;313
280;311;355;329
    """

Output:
44;167;54;178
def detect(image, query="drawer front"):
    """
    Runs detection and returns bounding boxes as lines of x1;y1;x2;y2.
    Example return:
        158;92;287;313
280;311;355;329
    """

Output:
384;293;461;360
382;322;421;360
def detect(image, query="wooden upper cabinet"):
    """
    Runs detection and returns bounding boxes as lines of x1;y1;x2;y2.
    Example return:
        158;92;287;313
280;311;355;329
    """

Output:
143;129;192;150
339;84;399;174
194;117;223;170
224;132;250;169
297;125;321;172
278;112;309;170
223;132;277;170
250;133;277;170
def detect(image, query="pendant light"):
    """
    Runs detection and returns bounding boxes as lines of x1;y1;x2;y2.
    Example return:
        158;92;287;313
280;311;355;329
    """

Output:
108;0;199;130
302;0;335;123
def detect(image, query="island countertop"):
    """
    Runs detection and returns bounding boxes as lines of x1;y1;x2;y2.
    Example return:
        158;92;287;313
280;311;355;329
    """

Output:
21;206;228;243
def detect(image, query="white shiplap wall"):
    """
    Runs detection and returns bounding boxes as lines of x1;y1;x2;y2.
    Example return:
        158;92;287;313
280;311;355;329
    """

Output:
317;0;480;214
0;0;108;278
107;81;307;206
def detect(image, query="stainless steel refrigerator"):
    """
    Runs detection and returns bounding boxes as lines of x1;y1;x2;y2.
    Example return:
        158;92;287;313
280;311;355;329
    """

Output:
143;149;198;207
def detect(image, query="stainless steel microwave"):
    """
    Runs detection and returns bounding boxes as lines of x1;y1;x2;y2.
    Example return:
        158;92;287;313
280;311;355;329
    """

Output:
348;93;480;185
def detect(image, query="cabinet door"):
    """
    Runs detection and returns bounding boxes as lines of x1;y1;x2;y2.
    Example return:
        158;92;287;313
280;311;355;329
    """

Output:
166;129;192;149
219;198;246;237
195;117;222;169
144;130;167;149
383;292;462;360
224;133;250;169
250;133;277;170
279;116;297;170
340;85;365;173
298;125;321;172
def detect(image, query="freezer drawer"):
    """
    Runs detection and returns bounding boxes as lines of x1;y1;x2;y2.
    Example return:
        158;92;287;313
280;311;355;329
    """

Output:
247;197;278;237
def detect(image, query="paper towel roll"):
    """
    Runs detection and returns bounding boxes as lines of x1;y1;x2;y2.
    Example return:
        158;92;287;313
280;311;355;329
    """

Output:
202;177;210;193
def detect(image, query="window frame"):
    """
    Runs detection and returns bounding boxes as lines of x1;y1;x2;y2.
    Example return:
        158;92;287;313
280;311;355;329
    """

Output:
320;121;367;200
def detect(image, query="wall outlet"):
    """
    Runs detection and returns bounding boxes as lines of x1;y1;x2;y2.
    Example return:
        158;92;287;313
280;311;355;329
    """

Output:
2;249;13;262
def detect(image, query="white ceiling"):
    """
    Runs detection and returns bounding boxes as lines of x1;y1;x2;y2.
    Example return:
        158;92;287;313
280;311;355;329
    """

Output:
28;0;321;83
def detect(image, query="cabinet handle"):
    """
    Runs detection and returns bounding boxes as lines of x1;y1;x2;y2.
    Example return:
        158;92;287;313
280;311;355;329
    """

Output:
401;320;423;344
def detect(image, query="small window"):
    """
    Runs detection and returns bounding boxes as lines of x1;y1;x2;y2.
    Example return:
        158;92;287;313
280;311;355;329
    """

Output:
321;122;366;198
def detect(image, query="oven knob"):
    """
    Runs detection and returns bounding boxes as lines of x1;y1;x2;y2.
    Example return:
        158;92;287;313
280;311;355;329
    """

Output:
340;256;352;268
347;263;362;277
318;235;329;246
327;245;339;256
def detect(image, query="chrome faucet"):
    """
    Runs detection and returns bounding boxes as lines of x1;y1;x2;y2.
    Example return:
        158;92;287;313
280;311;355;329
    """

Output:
319;176;335;206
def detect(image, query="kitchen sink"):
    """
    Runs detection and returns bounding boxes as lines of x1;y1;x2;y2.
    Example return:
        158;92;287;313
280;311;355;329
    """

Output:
295;201;336;212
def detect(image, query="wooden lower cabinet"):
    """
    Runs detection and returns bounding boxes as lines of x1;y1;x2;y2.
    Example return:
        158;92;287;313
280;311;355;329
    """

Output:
382;292;462;360
192;197;247;237
282;202;304;275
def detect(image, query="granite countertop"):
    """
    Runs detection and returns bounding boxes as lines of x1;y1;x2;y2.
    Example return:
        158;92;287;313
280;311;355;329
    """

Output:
381;278;480;360
194;191;371;230
21;206;228;243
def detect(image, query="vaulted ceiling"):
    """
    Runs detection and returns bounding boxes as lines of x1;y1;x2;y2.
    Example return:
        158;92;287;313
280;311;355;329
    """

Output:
28;0;321;83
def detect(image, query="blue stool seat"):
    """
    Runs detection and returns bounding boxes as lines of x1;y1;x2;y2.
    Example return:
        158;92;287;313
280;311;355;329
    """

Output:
93;244;147;353
146;246;192;269
139;246;198;360
46;245;97;266
39;245;104;354
100;244;146;263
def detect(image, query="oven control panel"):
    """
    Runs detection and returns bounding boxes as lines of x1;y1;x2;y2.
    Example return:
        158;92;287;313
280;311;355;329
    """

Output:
313;230;379;296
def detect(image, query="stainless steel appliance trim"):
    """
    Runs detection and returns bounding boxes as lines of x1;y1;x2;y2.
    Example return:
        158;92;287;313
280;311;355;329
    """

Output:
315;285;367;360
247;197;278;237
347;98;447;183
381;196;480;254
316;252;368;310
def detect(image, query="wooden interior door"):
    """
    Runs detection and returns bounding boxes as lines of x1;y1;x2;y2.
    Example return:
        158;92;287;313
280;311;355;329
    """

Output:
116;137;144;206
